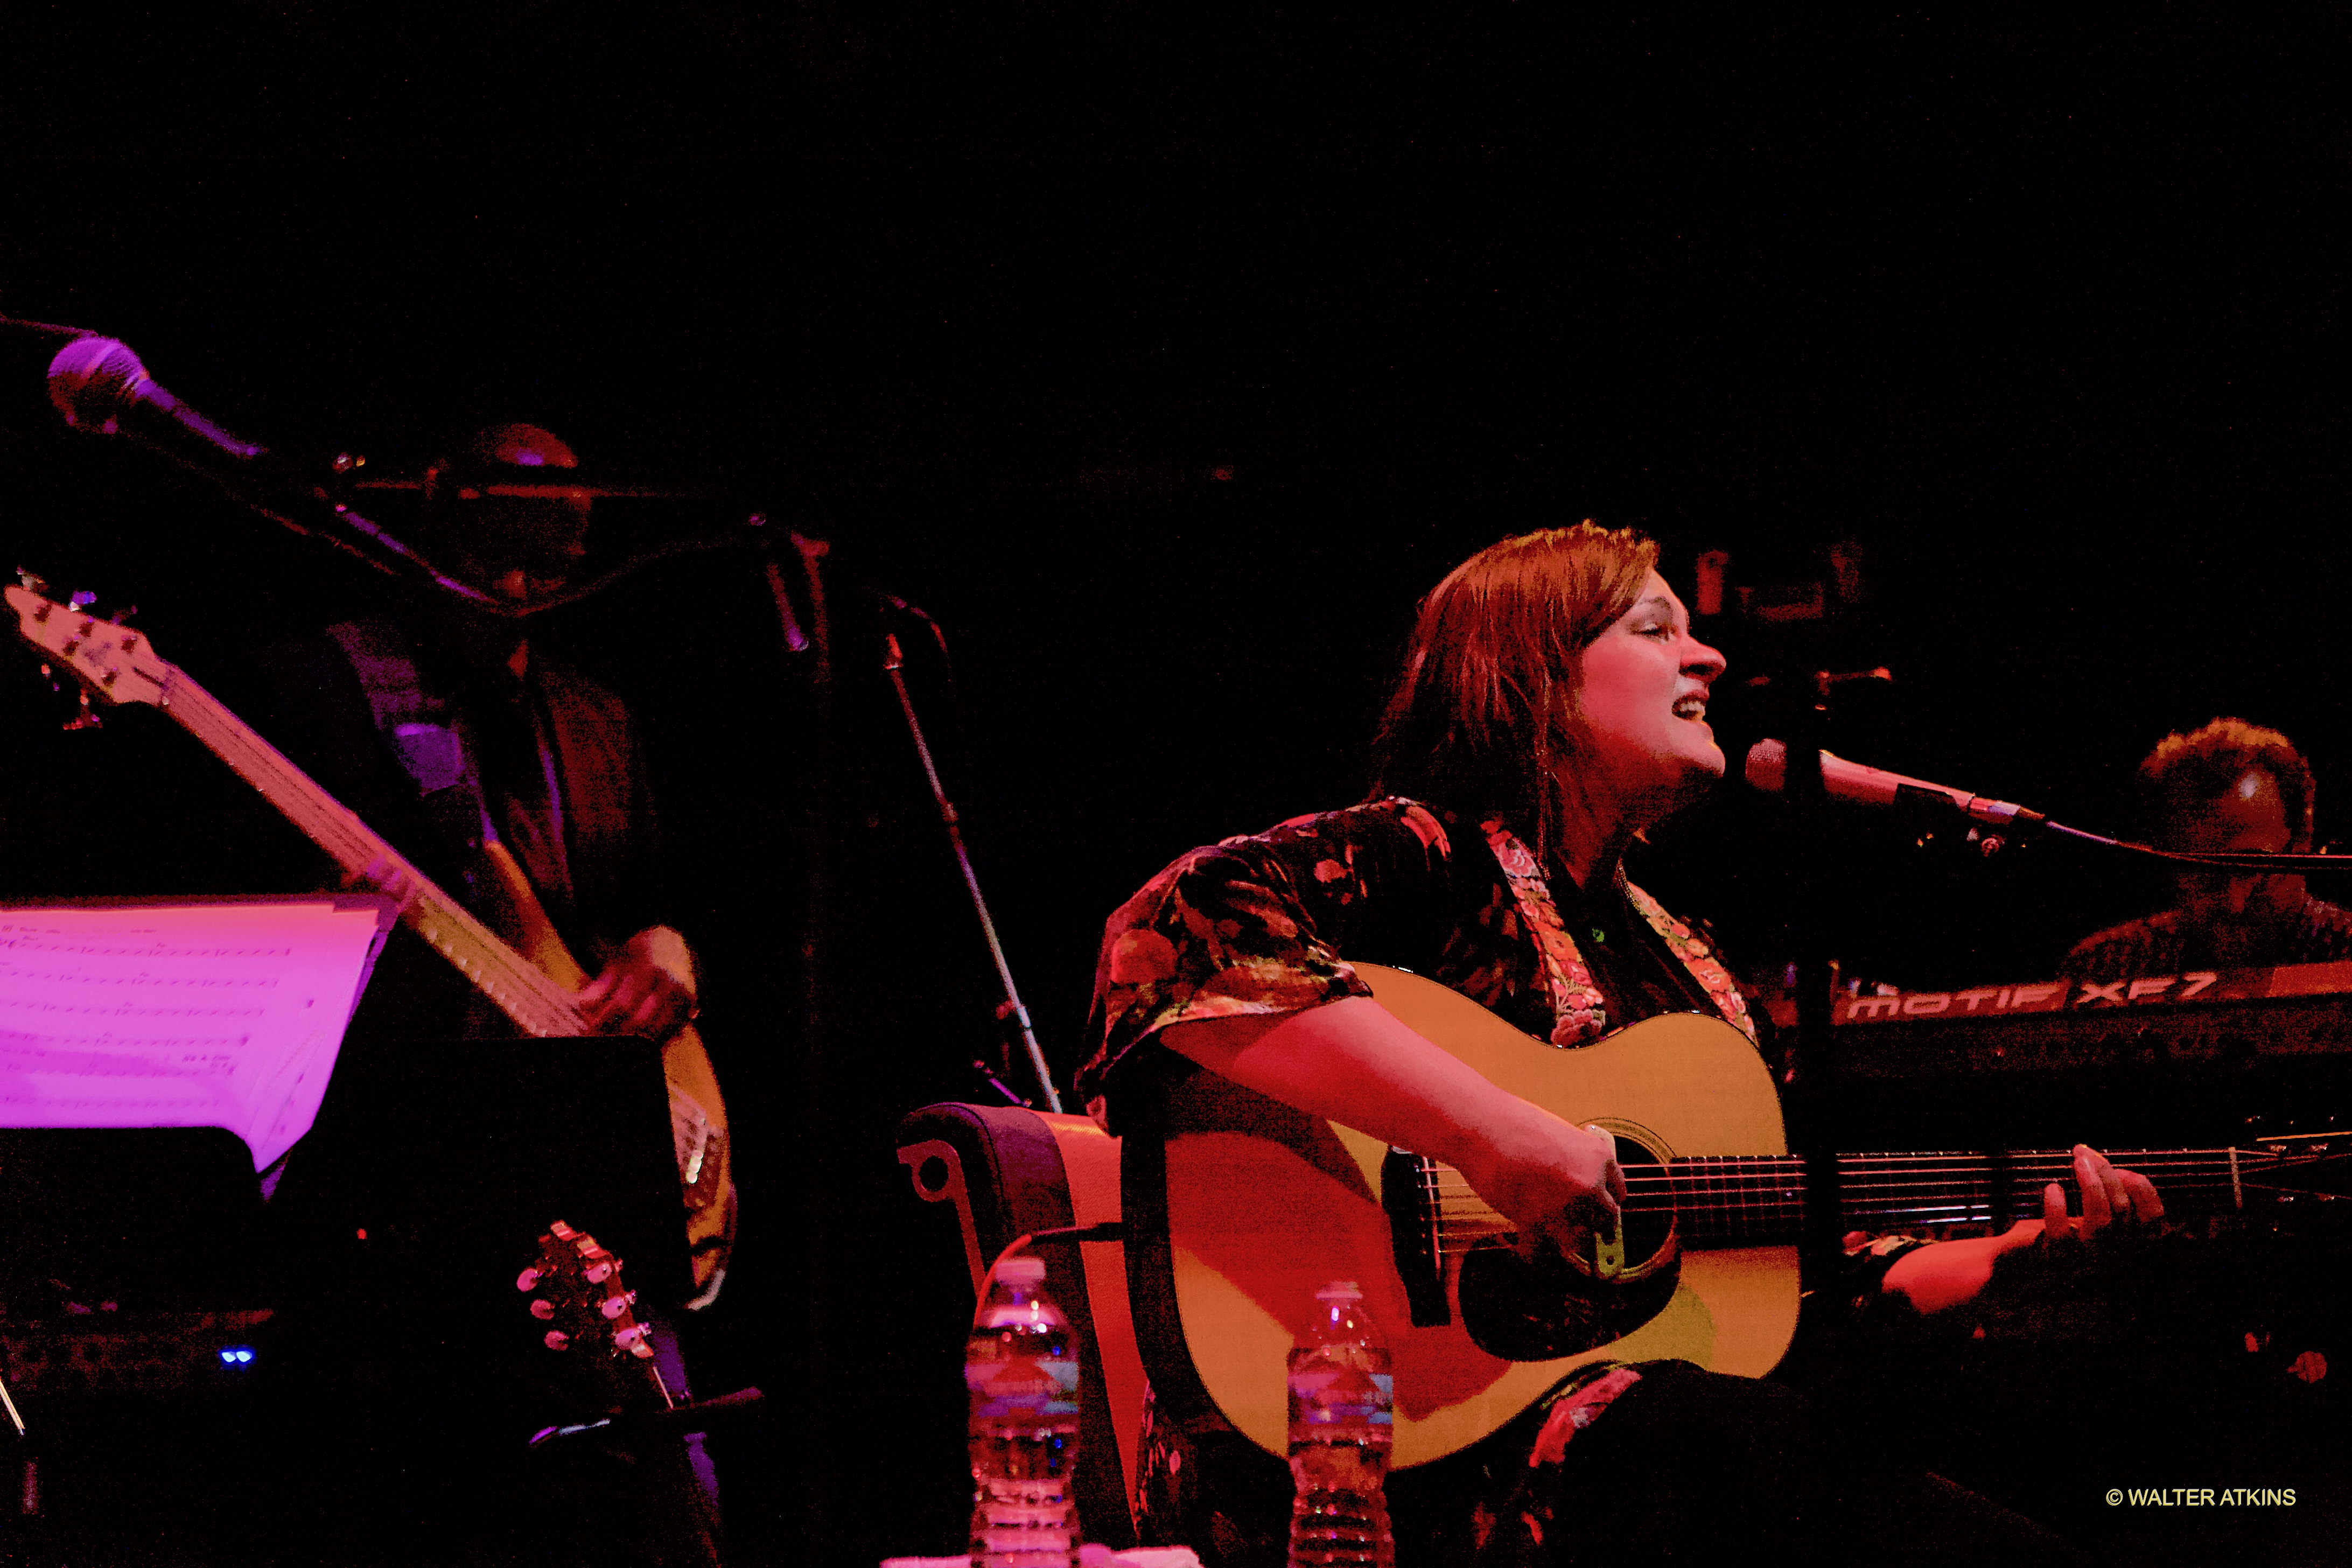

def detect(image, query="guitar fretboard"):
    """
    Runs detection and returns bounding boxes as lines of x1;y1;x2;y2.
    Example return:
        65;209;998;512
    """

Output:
1655;1149;2263;1243
1423;1146;2271;1252
158;665;586;1039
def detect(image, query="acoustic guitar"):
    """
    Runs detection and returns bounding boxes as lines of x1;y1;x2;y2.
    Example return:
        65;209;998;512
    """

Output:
1149;961;2347;1467
7;582;732;1292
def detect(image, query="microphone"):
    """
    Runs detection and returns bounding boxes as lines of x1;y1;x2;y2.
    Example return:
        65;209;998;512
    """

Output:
48;334;270;465
1744;739;2045;828
44;333;512;611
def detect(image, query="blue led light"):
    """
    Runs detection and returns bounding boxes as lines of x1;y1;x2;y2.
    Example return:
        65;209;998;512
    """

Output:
220;1347;255;1364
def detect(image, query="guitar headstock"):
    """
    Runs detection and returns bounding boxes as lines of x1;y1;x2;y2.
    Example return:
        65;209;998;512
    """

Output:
517;1222;720;1564
7;579;171;709
516;1220;661;1381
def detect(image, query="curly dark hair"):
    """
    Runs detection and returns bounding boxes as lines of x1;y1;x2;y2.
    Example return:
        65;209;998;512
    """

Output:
2141;717;2315;849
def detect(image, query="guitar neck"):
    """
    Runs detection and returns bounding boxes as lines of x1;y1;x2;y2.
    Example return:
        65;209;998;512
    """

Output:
1433;1146;2271;1252
157;664;584;1038
1681;1147;2260;1242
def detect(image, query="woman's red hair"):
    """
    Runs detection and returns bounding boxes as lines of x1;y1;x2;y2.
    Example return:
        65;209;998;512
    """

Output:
1369;523;1659;866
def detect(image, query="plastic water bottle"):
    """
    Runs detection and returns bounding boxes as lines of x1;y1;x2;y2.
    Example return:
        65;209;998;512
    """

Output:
1286;1280;1394;1568
967;1255;1081;1568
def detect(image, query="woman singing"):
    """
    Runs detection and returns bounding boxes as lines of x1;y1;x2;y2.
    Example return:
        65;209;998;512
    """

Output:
1080;523;2153;1565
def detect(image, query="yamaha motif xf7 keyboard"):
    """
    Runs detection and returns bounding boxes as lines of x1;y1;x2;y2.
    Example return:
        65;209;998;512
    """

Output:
1763;961;2352;1145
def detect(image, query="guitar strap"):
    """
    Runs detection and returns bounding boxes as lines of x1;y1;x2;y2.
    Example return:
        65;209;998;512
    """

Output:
325;617;498;895
1481;820;1756;1047
328;618;583;953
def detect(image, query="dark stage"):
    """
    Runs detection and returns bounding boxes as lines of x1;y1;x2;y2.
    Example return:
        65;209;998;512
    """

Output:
1;12;2348;1563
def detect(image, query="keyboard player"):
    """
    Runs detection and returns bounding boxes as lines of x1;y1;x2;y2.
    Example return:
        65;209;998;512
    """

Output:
2066;717;2352;978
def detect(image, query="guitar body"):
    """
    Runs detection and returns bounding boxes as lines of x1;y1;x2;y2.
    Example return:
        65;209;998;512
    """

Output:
474;841;734;1281
1157;964;1798;1468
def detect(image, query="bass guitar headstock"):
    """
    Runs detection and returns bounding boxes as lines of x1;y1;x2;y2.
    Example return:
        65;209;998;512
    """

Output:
7;577;171;712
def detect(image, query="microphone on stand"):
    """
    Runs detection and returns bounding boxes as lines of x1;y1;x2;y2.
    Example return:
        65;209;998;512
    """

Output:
42;333;518;608
48;334;275;467
1744;738;2046;829
43;333;365;530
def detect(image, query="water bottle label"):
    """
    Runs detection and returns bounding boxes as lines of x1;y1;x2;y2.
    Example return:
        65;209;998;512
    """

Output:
967;1354;1081;1420
1289;1367;1394;1425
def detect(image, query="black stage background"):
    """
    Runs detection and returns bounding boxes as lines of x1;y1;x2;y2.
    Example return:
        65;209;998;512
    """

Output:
0;10;2346;1564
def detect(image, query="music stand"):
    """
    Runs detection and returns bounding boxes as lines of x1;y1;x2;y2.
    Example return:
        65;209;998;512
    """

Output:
0;1126;270;1315
240;1038;697;1560
268;1032;690;1319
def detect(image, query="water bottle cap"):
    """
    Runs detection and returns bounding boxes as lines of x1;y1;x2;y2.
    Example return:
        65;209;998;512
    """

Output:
1314;1279;1364;1304
995;1255;1048;1285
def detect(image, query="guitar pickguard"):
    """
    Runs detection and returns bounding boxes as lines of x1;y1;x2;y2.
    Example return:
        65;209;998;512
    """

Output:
1446;1135;1684;1362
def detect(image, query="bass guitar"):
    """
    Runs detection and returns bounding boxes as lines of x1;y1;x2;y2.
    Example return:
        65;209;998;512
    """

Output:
1147;961;2348;1467
7;583;732;1292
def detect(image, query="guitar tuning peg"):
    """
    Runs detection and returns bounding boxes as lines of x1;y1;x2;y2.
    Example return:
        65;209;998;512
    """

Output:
515;1268;543;1291
68;590;96;611
16;569;53;597
543;1330;571;1352
530;1300;556;1321
599;1297;628;1320
584;1261;614;1283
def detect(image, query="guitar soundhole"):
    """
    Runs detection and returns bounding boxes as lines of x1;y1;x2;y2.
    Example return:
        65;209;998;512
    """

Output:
1457;1136;1682;1361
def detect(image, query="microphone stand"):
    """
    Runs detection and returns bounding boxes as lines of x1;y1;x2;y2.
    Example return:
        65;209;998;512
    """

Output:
881;625;1061;1114
1775;701;1848;1280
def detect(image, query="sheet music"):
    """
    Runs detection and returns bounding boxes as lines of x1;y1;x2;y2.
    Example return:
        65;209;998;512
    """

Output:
0;898;393;1169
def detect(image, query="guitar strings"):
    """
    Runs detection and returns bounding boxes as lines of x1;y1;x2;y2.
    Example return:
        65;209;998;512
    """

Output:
1413;1145;2312;1252
165;667;588;1034
1426;1150;2297;1192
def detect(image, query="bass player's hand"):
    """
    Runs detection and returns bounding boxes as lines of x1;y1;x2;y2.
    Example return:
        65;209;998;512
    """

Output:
578;924;699;1043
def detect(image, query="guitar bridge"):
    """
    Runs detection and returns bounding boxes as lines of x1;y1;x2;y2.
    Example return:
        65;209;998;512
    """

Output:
1381;1147;1451;1327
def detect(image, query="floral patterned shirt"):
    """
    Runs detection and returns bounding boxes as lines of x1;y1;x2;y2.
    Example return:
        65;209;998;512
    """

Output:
1078;796;1755;1118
